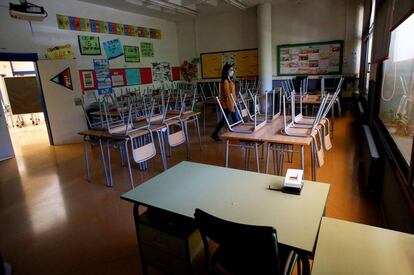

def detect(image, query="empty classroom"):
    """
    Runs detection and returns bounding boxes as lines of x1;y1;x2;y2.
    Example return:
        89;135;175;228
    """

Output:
0;0;413;274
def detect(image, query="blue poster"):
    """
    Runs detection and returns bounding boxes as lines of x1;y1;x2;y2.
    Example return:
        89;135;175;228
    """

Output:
93;59;112;94
103;39;123;60
125;68;141;86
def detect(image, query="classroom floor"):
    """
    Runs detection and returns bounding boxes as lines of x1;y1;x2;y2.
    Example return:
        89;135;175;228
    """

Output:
0;109;383;275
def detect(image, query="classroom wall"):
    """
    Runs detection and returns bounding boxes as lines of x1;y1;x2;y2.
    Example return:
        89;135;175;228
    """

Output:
176;0;363;77
0;0;179;70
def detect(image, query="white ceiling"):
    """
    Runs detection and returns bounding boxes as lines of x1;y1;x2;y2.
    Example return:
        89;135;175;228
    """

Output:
78;0;271;22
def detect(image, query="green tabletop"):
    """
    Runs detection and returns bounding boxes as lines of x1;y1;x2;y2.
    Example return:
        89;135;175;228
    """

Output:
312;217;414;275
121;161;330;254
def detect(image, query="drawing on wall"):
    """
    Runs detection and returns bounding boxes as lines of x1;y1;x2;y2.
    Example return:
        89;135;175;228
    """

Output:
46;44;75;60
79;70;96;90
141;42;154;57
56;14;161;39
78;35;101;55
103;39;124;60
152;62;171;82
277;40;343;76
93;59;112;94
50;67;73;90
124;45;140;63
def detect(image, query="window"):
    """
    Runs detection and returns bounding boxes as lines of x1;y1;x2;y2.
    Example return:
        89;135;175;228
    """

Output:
362;0;376;100
379;13;414;166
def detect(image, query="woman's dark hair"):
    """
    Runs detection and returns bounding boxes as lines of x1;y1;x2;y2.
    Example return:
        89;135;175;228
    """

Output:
221;63;233;81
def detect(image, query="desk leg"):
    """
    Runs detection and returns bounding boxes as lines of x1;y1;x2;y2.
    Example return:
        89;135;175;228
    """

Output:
225;139;229;167
300;145;305;171
124;140;134;189
98;138;110;187
255;143;260;173
311;141;316;181
265;143;270;174
83;138;91;182
203;104;206;135
157;130;167;170
184;121;191;160
195;116;202;151
133;204;149;275
299;253;310;275
106;140;113;187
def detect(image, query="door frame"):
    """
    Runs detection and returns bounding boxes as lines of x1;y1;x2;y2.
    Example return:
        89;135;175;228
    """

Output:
0;52;54;145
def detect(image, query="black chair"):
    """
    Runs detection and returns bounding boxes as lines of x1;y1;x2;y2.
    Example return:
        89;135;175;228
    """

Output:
194;208;299;275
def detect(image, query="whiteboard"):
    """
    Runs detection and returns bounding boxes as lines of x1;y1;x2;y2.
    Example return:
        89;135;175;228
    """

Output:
201;49;258;79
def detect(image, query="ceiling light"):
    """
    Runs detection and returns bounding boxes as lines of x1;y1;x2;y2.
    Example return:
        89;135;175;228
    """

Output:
224;0;246;10
147;0;198;16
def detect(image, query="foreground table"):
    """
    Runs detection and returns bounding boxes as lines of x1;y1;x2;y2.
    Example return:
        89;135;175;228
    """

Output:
121;161;330;274
312;217;414;275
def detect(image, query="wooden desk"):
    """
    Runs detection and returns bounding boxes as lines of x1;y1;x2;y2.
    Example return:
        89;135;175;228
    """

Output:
221;117;317;180
121;161;330;274
312;217;414;275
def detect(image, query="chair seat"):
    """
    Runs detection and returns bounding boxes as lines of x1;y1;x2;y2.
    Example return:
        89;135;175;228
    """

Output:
132;143;156;163
168;130;186;147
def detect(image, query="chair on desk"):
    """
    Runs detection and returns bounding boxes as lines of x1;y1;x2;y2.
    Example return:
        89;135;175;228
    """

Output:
194;209;299;275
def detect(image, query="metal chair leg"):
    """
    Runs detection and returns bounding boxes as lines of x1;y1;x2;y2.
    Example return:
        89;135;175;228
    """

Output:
255;143;260;173
225;139;229;167
83;139;91;182
195;117;202;151
98;138;110;186
106;140;113;187
265;143;270;174
124;140;134;189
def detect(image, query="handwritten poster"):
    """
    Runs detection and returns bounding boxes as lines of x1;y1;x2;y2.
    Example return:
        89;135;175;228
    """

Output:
277;40;343;75
78;35;101;55
103;39;123;60
93;59;112;94
141;42;154;57
110;69;126;87
125;68;140;86
46;44;75;60
124;45;140;62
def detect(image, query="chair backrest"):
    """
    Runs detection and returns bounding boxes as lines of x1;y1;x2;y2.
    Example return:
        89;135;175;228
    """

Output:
194;209;282;275
129;129;157;164
321;77;344;119
215;96;243;129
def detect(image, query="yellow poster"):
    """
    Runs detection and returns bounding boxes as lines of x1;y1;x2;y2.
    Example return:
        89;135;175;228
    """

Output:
46;44;75;60
201;53;222;78
235;50;258;77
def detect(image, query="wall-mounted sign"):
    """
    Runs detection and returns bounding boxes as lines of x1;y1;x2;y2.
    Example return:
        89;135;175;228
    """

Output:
110;69;127;87
103;39;123;60
78;35;101;55
79;70;97;90
46;44;75;60
124;45;140;63
140;42;154;57
50;67;73;90
93;59;112;94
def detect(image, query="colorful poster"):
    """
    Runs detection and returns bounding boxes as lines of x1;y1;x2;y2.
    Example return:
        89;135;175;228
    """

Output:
152;62;171;82
103;39;123;60
125;68;141;86
124;45;140;63
50;67;73;90
110;69;127;87
277;40;343;76
46;44;75;60
140;68;152;84
79;70;96;90
140;42;154;57
93;59;112;94
78;35;101;55
172;67;180;81
56;14;161;40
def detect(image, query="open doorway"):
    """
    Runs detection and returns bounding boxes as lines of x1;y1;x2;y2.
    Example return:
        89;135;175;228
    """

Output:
0;57;52;160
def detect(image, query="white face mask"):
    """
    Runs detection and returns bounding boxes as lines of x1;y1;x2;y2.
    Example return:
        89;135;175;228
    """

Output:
228;70;234;77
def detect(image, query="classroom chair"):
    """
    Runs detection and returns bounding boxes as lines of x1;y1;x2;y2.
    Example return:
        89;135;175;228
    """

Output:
194;208;299;275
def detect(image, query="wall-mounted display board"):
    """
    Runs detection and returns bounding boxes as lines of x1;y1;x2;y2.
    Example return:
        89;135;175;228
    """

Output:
78;35;101;55
93;59;112;94
141;42;154;57
79;70;97;90
4;76;42;114
110;69;127;87
277;40;343;76
200;49;258;79
125;68;141;86
56;14;161;39
124;45;140;62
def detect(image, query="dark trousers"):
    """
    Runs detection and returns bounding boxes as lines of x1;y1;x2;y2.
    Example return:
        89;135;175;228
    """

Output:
212;108;240;138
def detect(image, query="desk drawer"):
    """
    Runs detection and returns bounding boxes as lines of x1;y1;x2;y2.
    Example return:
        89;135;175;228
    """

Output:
138;223;187;259
141;243;189;275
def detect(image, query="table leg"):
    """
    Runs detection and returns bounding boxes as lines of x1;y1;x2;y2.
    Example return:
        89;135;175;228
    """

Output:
83;138;91;182
184;121;191;160
299;253;310;275
124;140;134;189
106;140;113;187
300;145;305;171
195;116;202;151
225;139;229;167
156;131;167;170
311;140;316;181
98;138;110;186
255;143;260;173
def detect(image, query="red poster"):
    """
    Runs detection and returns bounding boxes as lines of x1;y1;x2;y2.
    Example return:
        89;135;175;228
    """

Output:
172;67;180;81
110;69;126;87
140;68;152;84
79;70;97;90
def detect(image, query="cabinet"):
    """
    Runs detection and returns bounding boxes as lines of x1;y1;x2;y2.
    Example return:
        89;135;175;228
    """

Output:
135;206;203;275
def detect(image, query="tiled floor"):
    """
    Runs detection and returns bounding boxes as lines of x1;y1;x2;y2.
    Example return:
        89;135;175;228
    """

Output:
0;110;383;274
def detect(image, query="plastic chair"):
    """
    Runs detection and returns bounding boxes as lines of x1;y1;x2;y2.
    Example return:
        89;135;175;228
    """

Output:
194;208;299;275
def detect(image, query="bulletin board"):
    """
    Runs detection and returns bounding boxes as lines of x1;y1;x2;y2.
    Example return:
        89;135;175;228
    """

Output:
277;40;343;76
200;49;258;79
